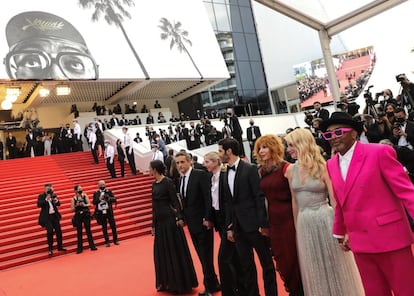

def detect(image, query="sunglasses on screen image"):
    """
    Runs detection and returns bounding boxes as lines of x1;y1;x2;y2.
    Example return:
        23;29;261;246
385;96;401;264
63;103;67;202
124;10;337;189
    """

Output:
322;127;353;140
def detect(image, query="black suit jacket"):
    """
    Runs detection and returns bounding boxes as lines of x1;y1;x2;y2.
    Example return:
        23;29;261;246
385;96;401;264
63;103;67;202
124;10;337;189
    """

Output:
229;116;243;139
223;160;268;233
92;189;116;217
391;121;414;147
37;193;62;227
315;108;330;121
247;126;261;143
182;168;213;233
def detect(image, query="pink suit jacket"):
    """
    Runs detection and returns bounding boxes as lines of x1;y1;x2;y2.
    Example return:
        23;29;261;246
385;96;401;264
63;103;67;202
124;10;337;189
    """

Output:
327;142;414;253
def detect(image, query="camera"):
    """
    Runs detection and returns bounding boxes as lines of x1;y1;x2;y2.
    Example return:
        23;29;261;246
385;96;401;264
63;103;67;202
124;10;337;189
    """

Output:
396;74;406;83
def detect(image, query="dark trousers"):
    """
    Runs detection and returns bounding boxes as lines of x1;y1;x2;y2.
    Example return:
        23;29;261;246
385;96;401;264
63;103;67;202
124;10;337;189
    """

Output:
249;140;257;164
125;147;136;175
215;210;241;296
76;216;96;251
100;214;118;243
235;230;277;296
189;228;219;292
219;230;242;296
106;158;116;178
44;214;63;250
118;160;125;177
91;146;99;164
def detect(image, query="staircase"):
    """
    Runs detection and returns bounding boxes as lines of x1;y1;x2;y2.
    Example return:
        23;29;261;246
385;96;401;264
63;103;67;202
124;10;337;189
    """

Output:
0;152;153;270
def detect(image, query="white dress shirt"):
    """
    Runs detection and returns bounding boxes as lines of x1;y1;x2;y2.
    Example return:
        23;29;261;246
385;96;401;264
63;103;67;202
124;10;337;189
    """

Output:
338;141;357;181
211;170;221;210
105;144;115;163
180;167;192;198
227;157;240;196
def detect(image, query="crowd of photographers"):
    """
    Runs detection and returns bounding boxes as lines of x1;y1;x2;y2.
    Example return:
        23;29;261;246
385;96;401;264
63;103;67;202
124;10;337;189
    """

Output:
304;73;414;182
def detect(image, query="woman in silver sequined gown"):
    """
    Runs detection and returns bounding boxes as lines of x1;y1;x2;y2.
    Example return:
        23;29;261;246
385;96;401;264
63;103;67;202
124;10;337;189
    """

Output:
285;128;364;296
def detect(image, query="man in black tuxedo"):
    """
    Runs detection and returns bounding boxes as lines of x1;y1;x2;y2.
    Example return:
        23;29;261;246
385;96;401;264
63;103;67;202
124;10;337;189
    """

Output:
110;114;120;127
92;180;119;247
175;151;220;296
246;119;261;163
391;107;414;149
204;151;241;296
313;101;329;121
218;138;277;296
226;108;245;158
37;183;66;256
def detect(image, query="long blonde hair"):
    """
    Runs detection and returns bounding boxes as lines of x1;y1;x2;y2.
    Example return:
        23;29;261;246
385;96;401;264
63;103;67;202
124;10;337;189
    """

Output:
285;128;326;179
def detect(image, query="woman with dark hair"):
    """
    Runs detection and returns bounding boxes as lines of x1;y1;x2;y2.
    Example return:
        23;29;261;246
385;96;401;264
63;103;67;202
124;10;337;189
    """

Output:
254;134;304;296
149;160;198;294
71;184;97;254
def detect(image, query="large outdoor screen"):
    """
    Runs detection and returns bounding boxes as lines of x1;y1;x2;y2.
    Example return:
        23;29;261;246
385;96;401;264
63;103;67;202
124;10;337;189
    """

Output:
0;0;229;80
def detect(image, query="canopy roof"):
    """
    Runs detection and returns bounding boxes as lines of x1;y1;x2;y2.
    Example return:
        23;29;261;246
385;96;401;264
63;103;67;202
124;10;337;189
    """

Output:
256;0;406;36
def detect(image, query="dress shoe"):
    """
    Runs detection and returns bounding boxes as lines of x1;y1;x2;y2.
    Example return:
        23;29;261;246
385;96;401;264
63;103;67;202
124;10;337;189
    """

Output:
90;246;98;251
114;241;120;245
58;248;67;251
76;249;83;254
105;242;110;247
210;284;221;293
48;250;53;256
198;291;213;296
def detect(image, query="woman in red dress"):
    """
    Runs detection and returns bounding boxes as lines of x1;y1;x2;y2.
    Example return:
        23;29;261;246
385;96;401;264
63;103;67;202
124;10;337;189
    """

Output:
254;134;304;296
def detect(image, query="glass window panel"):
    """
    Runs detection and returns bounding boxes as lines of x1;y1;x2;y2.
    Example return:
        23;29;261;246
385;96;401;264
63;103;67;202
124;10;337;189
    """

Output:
251;62;267;89
214;3;231;32
240;7;255;33
229;5;242;33
245;34;260;61
204;2;217;31
233;33;248;61
237;61;254;89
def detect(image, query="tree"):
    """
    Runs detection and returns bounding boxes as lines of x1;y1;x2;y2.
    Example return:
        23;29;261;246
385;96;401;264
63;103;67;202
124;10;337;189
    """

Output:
79;0;149;79
159;17;202;79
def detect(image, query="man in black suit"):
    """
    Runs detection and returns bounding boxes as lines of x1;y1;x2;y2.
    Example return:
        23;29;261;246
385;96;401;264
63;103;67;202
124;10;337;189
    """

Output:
226;108;245;158
175;151;220;296
110;114;120;127
204;151;241;296
37;183;66;256
218;138;277;296
92;180;119;247
391;107;414;149
313;101;329;121
246;118;261;163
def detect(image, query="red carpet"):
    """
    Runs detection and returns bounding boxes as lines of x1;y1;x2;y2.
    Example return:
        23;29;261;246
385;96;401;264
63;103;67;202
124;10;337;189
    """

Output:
301;55;372;108
0;152;153;270
0;230;289;296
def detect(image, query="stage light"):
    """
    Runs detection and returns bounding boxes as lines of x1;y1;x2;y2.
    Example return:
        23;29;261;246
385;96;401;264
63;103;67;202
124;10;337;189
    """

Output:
56;84;71;96
1;100;12;110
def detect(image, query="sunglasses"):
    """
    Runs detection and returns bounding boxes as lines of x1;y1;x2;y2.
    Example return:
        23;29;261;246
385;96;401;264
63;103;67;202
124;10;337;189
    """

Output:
322;127;353;140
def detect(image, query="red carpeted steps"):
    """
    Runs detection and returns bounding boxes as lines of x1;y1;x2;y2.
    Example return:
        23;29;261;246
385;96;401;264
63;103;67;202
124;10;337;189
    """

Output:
0;151;154;270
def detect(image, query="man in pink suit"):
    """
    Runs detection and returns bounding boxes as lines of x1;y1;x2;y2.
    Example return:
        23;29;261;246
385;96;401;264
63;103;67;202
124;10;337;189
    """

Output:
321;112;414;296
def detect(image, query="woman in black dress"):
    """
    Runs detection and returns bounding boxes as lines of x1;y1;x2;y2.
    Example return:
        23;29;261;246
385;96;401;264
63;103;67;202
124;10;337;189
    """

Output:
149;160;198;294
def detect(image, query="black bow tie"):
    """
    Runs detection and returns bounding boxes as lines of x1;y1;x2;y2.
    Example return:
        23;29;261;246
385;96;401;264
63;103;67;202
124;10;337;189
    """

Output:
227;165;236;171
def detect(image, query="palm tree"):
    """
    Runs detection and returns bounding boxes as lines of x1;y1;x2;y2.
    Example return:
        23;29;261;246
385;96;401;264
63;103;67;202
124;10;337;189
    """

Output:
78;0;149;79
159;17;203;79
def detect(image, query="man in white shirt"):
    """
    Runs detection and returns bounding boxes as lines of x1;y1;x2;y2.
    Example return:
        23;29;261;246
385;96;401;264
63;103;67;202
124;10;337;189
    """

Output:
122;127;137;175
104;140;116;178
73;119;83;151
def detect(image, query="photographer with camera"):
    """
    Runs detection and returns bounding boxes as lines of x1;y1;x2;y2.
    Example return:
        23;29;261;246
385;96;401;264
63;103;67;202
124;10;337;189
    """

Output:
396;74;414;112
390;107;414;150
71;184;98;254
37;183;66;256
93;180;119;247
